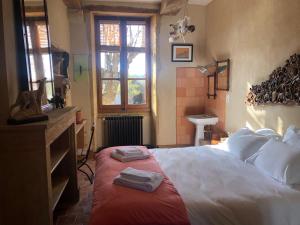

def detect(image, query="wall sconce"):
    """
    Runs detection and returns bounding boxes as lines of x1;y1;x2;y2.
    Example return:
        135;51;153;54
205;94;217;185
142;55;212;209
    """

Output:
197;61;228;76
197;62;217;76
197;59;230;98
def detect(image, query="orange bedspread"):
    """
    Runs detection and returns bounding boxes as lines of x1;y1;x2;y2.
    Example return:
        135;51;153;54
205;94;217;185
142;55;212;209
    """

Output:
89;146;190;225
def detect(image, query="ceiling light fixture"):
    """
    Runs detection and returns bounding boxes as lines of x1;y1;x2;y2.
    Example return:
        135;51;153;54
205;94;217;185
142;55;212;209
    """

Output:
166;0;196;43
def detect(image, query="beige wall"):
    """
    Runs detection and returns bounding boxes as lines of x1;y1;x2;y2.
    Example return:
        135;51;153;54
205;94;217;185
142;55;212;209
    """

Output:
156;5;207;145
0;0;70;123
151;15;158;145
0;0;72;125
47;0;71;52
0;0;19;124
4;0;298;146
0;0;9;125
206;0;300;135
68;11;93;145
67;4;207;147
68;10;155;148
47;0;73;105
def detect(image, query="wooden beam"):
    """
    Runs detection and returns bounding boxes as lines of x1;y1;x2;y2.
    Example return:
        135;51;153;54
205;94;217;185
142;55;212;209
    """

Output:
83;5;159;14
63;0;82;9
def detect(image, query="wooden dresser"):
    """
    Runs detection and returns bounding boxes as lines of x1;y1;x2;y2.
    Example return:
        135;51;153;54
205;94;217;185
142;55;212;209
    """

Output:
0;107;79;225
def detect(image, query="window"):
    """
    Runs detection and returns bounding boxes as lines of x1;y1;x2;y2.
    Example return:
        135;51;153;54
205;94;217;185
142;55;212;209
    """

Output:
95;17;151;113
26;18;53;99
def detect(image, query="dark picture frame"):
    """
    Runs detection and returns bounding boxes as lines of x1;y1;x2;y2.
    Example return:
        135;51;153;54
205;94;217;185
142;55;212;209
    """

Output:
216;59;230;91
207;74;216;99
171;44;193;62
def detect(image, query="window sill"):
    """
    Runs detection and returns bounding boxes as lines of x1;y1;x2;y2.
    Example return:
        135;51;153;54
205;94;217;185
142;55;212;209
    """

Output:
98;108;151;118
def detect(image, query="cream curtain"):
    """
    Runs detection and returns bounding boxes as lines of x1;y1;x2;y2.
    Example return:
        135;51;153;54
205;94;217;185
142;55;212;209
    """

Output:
160;0;188;15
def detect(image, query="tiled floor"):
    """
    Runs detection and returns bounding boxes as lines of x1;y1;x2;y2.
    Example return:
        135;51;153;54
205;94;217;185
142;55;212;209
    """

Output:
54;159;95;225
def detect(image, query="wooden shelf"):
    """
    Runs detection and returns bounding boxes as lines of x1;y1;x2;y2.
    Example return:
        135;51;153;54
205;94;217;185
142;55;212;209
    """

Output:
75;119;87;135
52;176;69;211
50;148;69;173
0;106;79;225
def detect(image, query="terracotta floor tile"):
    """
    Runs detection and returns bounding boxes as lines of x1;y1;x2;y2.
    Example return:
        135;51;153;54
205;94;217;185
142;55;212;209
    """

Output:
54;159;95;225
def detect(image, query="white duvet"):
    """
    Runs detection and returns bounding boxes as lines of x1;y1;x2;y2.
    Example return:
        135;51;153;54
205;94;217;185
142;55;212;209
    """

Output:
150;145;300;225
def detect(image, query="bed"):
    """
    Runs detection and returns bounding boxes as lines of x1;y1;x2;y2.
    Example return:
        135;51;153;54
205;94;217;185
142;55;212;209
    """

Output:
89;146;190;225
151;144;300;225
90;143;300;225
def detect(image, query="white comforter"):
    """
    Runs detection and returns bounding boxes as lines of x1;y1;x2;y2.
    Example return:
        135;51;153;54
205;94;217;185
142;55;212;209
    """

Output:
150;145;300;225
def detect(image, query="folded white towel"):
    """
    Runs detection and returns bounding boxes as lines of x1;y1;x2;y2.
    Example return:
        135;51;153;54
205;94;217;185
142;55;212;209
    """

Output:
120;167;158;182
113;173;163;192
115;147;143;156
111;150;150;162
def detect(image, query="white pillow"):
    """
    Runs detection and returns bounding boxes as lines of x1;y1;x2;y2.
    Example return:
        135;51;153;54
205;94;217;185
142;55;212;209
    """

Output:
283;125;300;147
229;127;253;138
228;128;269;161
254;138;300;185
255;128;281;139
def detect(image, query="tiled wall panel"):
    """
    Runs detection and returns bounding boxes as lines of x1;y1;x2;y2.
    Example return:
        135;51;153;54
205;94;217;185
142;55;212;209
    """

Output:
176;68;206;145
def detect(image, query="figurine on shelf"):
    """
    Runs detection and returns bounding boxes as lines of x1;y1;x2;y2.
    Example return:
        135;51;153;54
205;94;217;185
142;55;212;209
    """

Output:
8;78;48;124
49;92;65;109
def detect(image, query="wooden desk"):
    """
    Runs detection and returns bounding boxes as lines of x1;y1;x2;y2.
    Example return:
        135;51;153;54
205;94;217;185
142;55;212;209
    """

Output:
76;119;87;150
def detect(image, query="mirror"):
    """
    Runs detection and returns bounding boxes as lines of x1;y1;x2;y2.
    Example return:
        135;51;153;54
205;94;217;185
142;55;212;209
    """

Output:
16;0;54;103
216;59;230;91
207;74;216;99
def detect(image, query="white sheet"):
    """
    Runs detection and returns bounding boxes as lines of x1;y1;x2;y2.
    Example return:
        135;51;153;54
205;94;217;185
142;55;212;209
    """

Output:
150;145;300;225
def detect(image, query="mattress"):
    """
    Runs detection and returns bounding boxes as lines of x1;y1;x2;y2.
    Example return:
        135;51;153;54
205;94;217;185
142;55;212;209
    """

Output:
150;145;300;225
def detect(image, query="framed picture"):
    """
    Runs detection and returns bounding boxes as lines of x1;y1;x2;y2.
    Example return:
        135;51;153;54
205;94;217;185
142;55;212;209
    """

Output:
171;44;193;62
73;54;89;81
216;59;230;91
207;74;216;99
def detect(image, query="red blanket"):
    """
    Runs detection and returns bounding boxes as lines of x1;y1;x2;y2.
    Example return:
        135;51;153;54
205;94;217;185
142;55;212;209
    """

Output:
89;146;190;225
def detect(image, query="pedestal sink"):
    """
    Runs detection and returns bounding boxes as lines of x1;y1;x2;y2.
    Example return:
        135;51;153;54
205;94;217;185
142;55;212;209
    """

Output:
186;114;218;146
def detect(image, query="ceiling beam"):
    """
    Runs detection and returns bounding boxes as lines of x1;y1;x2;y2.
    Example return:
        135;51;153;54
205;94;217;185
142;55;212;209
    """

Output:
63;0;82;9
83;5;159;14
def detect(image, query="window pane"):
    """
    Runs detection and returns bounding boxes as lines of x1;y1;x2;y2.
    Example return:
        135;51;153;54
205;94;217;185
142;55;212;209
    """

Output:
128;52;146;78
100;52;120;78
33;82;53;99
128;80;146;105
102;80;121;105
100;22;120;46
42;54;51;80
29;54;37;81
37;24;49;48
32;82;38;91
46;82;53;99
127;24;145;47
26;26;32;49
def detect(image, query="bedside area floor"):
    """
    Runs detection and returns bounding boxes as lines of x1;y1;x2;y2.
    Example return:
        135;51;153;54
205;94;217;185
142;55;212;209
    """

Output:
54;158;95;225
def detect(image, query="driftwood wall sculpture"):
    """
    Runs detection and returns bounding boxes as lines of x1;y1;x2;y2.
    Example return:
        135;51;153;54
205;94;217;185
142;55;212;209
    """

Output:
246;54;300;106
